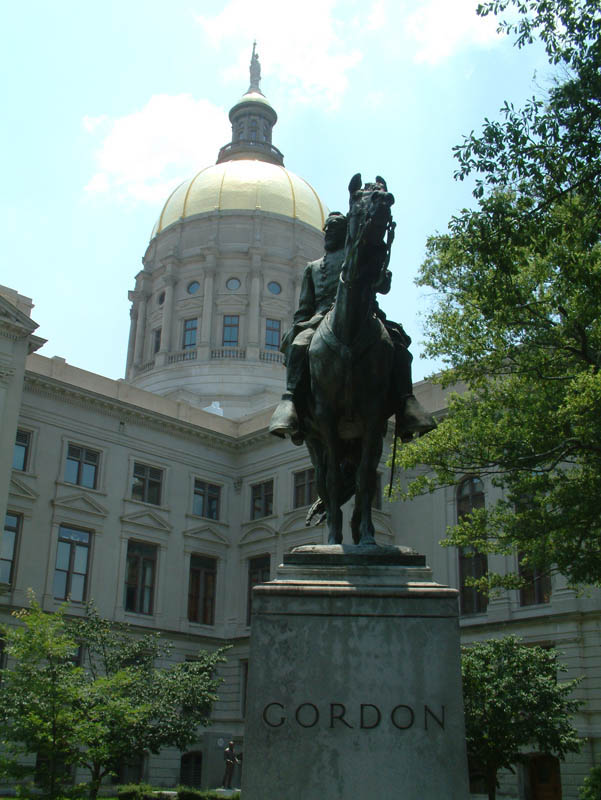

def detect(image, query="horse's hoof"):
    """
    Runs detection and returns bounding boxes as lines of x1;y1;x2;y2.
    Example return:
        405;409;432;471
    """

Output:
358;536;377;548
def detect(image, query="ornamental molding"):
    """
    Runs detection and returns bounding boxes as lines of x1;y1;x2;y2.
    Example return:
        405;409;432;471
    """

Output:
23;372;243;452
239;522;278;545
260;298;289;315
9;474;38;502
279;511;311;534
182;524;230;547
120;509;172;532
52;492;108;518
0;295;39;339
215;294;249;311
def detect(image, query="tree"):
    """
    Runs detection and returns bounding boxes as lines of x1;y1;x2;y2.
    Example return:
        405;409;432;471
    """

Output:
462;636;581;800
0;598;226;800
395;0;601;589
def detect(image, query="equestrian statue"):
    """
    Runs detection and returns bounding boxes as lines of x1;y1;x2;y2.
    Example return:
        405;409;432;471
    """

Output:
270;174;435;546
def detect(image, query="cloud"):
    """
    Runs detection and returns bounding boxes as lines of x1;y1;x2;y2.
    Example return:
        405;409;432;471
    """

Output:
84;94;230;204
404;0;501;65
196;0;362;109
82;114;108;133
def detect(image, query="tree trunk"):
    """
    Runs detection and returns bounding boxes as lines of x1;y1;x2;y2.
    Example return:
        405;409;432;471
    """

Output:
486;765;497;800
88;765;103;800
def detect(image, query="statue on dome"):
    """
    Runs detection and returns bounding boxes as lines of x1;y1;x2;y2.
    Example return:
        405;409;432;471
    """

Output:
269;174;435;545
249;41;261;92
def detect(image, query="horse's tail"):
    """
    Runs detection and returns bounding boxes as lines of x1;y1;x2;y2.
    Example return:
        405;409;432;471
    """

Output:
388;418;398;499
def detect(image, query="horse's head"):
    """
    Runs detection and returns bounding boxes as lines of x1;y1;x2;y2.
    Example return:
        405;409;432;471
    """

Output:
347;173;395;249
345;174;395;286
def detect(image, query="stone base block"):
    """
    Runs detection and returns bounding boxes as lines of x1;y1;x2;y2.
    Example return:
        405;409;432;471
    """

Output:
242;546;469;799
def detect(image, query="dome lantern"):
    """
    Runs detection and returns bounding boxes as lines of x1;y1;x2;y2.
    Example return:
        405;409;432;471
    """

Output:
217;43;284;166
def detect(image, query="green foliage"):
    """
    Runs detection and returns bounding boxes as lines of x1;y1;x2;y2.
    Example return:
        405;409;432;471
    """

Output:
116;784;155;800
394;0;601;588
579;765;601;800
177;789;240;800
462;636;581;800
0;597;226;800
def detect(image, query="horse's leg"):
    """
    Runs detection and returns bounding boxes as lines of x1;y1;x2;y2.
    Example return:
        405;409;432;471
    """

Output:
321;418;343;544
351;505;361;545
355;424;385;546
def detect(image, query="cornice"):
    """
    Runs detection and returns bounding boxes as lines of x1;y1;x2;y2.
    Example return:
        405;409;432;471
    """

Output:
23;370;273;452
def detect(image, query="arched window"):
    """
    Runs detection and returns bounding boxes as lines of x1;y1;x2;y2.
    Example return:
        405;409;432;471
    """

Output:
457;477;488;615
180;751;203;788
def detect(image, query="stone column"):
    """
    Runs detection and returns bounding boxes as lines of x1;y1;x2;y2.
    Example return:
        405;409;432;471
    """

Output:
125;295;137;379
133;291;149;367
157;274;176;367
247;249;262;360
199;259;216;360
242;547;470;799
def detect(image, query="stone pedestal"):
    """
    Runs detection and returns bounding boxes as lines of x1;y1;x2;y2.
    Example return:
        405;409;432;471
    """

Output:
242;545;470;799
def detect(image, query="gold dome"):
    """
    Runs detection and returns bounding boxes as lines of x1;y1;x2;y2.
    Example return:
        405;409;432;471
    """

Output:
151;159;328;238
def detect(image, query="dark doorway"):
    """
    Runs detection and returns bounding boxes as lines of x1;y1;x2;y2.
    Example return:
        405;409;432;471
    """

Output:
180;751;203;788
528;754;562;800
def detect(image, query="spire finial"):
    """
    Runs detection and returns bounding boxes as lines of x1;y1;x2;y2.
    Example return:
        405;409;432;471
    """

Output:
248;41;262;93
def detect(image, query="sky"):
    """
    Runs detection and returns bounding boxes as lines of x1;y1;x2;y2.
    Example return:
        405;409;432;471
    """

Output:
1;0;551;382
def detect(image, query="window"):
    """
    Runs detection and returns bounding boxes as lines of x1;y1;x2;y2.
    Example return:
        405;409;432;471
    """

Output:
182;318;197;350
187;280;200;295
223;315;239;347
226;277;241;291
64;444;99;489
124;541;157;614
519;554;552;606
2;513;20;584
251;480;273;519
180;753;203;788
152;328;162;354
457;477;488;615
131;462;162;505
265;319;281;351
188;555;217;625
247;554;270;624
13;429;30;471
53;525;91;602
267;281;281;295
249;119;258;142
193;480;220;520
294;468;316;509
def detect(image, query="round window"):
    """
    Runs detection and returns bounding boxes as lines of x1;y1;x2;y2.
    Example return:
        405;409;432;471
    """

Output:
187;281;200;295
226;277;241;291
158;291;165;305
267;281;282;295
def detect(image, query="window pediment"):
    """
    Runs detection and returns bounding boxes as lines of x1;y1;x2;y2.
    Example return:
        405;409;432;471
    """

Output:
9;475;38;502
183;525;230;547
120;509;171;532
52;493;108;518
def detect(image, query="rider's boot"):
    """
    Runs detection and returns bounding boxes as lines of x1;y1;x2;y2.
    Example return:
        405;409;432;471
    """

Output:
400;394;436;436
391;342;436;438
269;391;304;445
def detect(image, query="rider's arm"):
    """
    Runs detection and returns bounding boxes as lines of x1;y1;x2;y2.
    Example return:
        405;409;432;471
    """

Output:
291;263;316;325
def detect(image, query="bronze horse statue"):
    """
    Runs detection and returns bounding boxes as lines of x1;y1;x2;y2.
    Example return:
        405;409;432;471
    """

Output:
304;174;396;546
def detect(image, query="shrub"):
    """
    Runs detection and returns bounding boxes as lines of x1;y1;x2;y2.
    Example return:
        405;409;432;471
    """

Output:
580;766;601;800
116;783;155;800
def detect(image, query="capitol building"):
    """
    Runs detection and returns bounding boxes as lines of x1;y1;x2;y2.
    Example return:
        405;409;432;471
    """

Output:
1;52;600;799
